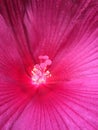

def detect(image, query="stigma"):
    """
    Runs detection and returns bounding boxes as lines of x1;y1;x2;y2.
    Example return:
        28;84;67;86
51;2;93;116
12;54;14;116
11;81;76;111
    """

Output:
31;55;52;86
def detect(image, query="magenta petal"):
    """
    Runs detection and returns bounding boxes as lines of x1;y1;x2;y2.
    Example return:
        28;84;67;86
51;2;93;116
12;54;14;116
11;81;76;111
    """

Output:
0;0;98;130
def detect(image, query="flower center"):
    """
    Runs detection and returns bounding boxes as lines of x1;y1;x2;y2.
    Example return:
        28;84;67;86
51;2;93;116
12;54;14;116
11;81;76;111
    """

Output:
31;55;52;86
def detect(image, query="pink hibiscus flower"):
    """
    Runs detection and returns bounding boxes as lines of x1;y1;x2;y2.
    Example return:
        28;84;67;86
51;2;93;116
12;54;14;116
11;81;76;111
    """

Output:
0;0;98;130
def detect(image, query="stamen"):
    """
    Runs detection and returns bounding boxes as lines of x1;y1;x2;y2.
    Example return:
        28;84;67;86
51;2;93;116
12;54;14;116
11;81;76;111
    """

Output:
31;55;52;86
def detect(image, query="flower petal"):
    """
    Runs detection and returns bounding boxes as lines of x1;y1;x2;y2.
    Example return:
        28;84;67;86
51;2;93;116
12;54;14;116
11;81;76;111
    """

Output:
0;0;98;130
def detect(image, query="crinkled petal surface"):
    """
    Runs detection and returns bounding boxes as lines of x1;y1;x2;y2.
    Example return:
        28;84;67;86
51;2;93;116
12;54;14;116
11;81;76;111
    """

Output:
0;0;98;130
